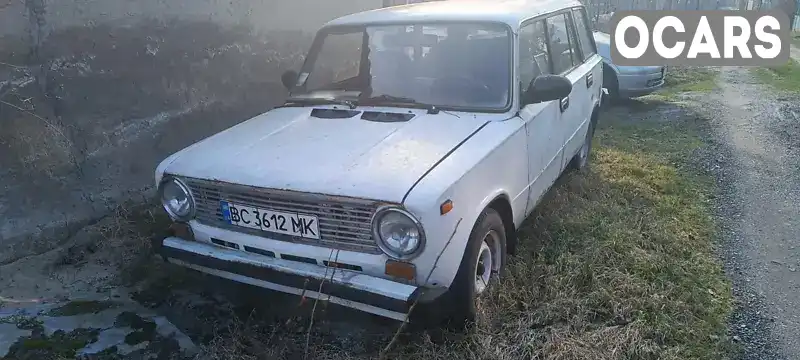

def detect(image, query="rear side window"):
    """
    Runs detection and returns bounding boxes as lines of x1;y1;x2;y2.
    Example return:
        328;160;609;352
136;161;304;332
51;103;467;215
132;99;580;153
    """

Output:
545;13;581;74
572;8;597;60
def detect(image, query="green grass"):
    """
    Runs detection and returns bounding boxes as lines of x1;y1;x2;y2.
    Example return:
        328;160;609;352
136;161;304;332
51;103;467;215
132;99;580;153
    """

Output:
196;113;733;360
792;31;800;48
46;300;118;317
654;66;719;99
752;59;800;92
5;329;99;360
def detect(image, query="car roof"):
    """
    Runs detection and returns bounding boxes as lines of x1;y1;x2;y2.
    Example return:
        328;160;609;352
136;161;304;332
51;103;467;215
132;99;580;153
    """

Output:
324;0;585;29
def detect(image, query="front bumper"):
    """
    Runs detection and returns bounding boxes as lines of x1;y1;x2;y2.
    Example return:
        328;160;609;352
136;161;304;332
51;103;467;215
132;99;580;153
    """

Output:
617;68;666;98
153;236;421;321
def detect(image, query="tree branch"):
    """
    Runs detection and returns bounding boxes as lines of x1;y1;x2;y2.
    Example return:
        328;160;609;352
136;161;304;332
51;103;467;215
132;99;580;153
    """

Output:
0;61;26;69
303;248;340;360
0;99;70;144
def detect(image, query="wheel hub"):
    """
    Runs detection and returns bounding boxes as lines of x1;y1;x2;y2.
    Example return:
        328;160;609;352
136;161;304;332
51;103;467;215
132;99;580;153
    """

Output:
474;230;502;295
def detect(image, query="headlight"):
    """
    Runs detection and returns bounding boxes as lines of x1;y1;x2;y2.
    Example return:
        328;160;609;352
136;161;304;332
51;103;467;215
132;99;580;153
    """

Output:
159;177;195;221
372;207;425;259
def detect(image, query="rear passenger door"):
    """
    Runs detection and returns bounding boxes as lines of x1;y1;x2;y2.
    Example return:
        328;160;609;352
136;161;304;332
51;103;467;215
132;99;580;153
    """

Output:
571;7;603;146
544;10;594;169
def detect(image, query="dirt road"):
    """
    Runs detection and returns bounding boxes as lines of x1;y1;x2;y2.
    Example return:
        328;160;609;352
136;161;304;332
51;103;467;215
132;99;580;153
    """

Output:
701;66;800;360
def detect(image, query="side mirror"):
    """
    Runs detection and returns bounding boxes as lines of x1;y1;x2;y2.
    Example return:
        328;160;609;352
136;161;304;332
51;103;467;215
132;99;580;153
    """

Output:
281;70;298;91
523;74;572;105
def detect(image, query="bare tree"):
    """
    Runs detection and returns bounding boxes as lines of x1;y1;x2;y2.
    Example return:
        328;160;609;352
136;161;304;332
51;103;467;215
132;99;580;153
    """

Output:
777;0;797;27
1;0;87;177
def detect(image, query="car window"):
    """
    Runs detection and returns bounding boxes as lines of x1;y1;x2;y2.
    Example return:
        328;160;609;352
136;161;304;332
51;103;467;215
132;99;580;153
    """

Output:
545;13;580;74
565;14;583;66
519;20;551;94
306;32;363;91
572;8;597;60
294;22;512;111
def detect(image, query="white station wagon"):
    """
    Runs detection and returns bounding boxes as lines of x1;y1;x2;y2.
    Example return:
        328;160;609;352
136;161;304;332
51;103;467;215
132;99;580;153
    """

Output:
153;0;603;326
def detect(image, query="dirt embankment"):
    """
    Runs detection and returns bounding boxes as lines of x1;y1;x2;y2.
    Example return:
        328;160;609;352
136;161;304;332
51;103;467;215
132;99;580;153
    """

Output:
0;19;311;263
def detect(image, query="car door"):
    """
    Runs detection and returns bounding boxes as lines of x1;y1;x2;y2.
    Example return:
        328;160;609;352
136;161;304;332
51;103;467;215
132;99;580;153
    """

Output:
544;11;591;170
570;7;603;152
518;19;565;215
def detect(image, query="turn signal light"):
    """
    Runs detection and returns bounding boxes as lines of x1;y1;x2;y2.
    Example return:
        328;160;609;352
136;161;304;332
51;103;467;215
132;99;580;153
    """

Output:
385;260;416;281
440;199;454;215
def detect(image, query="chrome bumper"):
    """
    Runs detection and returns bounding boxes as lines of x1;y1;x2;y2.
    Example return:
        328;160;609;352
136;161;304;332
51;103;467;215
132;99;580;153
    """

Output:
154;237;420;321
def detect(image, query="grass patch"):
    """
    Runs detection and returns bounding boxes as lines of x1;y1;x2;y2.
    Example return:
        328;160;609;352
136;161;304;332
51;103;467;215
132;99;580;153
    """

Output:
4;328;99;360
655;66;718;99
46;300;118;317
197;113;733;359
792;31;800;48
115;311;158;345
0;316;43;331
752;59;800;92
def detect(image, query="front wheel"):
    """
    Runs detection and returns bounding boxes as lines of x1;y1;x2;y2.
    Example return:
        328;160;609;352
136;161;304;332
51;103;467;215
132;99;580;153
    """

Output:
569;119;596;171
443;208;507;329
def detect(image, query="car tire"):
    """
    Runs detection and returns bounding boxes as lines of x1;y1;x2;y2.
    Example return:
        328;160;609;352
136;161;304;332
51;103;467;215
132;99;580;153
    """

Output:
442;208;507;330
569;117;596;171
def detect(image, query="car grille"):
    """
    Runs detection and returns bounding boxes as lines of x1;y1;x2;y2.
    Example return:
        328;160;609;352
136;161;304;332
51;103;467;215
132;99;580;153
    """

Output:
183;177;382;254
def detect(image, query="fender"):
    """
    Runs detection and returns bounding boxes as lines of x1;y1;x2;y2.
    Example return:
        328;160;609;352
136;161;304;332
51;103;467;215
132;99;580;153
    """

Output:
402;120;529;291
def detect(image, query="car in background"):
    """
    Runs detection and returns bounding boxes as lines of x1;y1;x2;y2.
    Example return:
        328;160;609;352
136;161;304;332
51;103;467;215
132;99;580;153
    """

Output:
593;31;666;99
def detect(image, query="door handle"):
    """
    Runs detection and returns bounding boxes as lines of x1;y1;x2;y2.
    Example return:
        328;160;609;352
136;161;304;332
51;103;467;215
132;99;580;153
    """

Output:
586;73;594;88
560;97;569;112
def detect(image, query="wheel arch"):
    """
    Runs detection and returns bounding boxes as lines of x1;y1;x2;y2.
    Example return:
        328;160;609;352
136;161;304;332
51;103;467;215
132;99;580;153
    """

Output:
485;194;517;255
602;62;619;96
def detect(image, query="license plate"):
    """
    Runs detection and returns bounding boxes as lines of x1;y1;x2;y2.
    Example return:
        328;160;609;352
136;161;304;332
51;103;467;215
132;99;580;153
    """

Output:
220;201;320;240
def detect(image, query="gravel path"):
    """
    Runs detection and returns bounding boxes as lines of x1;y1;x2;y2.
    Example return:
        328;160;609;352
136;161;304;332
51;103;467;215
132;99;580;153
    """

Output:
698;65;800;360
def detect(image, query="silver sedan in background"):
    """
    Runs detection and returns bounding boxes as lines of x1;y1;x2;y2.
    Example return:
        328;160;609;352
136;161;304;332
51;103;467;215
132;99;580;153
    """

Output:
593;31;666;99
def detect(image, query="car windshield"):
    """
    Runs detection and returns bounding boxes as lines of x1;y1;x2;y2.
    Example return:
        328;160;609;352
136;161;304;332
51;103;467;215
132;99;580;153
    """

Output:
289;22;512;111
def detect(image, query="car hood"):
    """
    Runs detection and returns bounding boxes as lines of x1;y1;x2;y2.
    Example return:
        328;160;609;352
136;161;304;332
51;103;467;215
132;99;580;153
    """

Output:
160;107;489;203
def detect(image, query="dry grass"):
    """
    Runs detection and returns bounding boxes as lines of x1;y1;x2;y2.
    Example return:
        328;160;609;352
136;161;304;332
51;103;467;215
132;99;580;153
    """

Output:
100;201;174;286
0;80;78;178
655;66;718;99
752;59;800;93
188;115;732;360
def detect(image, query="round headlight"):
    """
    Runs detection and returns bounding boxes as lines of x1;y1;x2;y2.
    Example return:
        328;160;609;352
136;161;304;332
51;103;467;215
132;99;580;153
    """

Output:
373;207;425;259
160;177;194;221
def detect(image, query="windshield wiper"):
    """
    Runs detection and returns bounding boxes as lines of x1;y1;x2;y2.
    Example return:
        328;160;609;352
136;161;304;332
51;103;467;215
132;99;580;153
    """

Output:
359;95;441;114
282;97;357;110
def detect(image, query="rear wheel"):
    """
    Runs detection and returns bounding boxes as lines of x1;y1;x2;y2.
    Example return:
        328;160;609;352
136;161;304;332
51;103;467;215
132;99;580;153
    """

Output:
569;115;597;171
442;208;507;329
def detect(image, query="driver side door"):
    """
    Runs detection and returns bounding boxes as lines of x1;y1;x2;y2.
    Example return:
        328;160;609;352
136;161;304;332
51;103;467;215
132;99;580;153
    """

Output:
519;19;566;216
